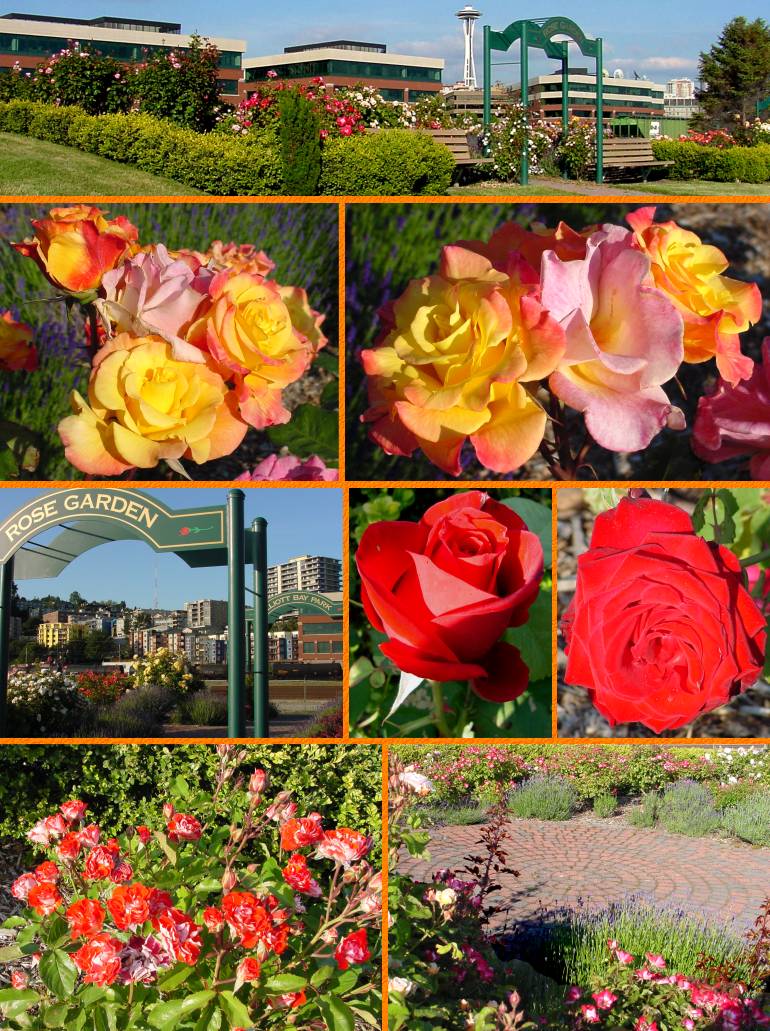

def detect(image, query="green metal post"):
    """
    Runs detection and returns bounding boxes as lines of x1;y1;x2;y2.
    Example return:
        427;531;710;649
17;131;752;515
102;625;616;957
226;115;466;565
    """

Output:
595;38;604;184
251;517;269;738
226;489;245;738
482;24;491;146
520;21;529;186
561;50;569;141
0;557;13;736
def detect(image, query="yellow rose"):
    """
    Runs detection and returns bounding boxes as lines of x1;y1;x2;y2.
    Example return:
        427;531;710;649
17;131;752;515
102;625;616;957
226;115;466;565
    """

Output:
361;245;564;476
58;332;247;475
0;311;37;371
188;271;322;429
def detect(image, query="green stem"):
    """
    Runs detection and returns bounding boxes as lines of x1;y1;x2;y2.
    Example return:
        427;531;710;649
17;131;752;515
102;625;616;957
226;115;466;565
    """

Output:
429;681;452;737
740;547;770;568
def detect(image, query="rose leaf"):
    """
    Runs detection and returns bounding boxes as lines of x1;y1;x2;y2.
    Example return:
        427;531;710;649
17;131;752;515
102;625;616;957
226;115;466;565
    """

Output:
500;498;552;566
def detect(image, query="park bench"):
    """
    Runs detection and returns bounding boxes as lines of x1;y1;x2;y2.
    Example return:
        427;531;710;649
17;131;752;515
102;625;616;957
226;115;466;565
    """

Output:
425;128;493;180
590;137;672;181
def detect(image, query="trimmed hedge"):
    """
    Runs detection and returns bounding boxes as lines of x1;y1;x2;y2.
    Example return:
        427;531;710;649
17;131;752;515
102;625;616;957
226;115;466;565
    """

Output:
651;139;770;182
320;128;455;195
0;100;456;195
0;744;382;859
0;100;283;194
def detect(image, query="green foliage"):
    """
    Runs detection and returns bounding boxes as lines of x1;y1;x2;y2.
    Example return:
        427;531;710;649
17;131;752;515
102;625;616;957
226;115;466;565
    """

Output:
592;792;617;818
696;16;770;126
266;403;338;462
657;781;722;837
320;129;454;195
0;744;382;858
31;46;131;115
278;90;322;195
0;102;283;195
626;791;660;828
171;691;229;726
651;138;770;181
508;776;578;821
722;791;770;845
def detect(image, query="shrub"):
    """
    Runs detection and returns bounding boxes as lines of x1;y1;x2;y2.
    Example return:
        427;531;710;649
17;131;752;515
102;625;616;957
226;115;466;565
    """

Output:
508;776;577;821
6;668;83;736
712;780;765;810
132;35;222;132
171;691;229;727
0;745;382;847
319;129;454;195
302;702;343;738
0;747;381;1030
626;791;659;828
75;670;129;705
278;90;322;195
31;43;131;115
651;139;770;181
592;792;616;818
722;792;770;846
113;685;179;725
131;648;195;694
0;101;284;195
482;104;559;180
657;780;722;837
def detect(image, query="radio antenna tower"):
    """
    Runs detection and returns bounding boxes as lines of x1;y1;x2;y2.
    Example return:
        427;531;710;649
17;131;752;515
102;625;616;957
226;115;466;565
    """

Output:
456;5;481;89
152;560;159;612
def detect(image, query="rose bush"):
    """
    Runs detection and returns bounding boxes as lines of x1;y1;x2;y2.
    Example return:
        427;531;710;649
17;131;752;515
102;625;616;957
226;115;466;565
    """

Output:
0;747;381;1030
561;496;767;732
356;491;543;702
130;649;194;694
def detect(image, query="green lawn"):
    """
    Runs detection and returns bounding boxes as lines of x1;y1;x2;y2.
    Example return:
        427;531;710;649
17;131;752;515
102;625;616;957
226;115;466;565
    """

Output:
0;134;202;195
450;176;770;196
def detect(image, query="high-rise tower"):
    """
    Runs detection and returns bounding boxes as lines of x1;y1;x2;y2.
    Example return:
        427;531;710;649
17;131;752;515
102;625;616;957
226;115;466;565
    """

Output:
456;4;481;89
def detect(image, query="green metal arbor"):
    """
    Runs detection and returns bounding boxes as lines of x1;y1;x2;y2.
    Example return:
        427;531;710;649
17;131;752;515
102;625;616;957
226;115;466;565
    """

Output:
0;488;269;738
482;16;604;185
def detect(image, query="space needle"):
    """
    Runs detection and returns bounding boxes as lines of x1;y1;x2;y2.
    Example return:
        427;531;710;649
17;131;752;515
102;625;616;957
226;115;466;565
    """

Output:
456;4;481;89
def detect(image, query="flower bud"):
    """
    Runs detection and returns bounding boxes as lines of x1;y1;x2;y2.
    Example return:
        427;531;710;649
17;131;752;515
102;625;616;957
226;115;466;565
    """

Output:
221;868;237;891
249;769;268;796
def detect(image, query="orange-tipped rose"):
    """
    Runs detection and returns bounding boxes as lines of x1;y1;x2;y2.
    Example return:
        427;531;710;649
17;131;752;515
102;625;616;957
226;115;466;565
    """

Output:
58;333;247;475
627;206;761;386
189;271;325;430
0;311;37;371
13;205;138;296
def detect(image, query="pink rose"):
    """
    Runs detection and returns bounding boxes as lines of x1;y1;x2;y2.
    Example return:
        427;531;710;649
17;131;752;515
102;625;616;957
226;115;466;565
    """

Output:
100;244;213;352
692;337;770;478
236;453;337;481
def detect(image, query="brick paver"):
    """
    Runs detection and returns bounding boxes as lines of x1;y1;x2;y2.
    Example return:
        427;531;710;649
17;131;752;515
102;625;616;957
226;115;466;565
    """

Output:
398;819;770;934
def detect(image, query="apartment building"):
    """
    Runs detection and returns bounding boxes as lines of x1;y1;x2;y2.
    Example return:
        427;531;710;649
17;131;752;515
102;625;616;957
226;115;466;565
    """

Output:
267;556;342;597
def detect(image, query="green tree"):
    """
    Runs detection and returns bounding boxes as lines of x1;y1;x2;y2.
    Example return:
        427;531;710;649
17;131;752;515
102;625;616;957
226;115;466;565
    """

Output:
83;630;115;663
278;89;322;195
696;17;770;126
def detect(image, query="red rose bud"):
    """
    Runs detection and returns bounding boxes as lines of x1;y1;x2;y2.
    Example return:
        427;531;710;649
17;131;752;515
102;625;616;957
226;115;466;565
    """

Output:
222;868;238;891
562;497;766;732
162;803;175;820
203;906;225;932
334;928;371;971
166;813;202;843
249;768;268;796
356;491;544;701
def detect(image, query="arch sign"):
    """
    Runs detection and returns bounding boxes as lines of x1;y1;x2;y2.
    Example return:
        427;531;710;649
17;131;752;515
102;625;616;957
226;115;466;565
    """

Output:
483;15;604;185
0;488;270;739
267;591;343;622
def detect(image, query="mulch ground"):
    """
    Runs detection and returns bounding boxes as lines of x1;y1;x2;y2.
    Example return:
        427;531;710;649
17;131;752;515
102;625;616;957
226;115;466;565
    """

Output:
398;817;770;935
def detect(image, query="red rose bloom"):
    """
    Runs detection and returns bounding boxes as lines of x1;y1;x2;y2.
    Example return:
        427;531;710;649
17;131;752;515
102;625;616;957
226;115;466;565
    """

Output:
27;882;62;916
237;956;262;983
34;861;59;883
108;883;152;930
562;497;767;732
11;873;38;900
66;898;106;938
280;814;324;851
60;800;88;822
167;813;202;843
57;832;83;862
334;928;371;971
282;853;322;896
202;906;224;932
221;891;276;950
83;846;115;880
135;825;151;844
315;828;372;867
73;932;123;986
356;491;544;700
153;908;202;965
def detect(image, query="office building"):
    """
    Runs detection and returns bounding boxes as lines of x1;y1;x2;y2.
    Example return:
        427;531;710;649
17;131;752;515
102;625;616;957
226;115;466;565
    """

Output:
269;630;298;661
0;13;246;100
513;69;665;122
186;599;228;632
664;77;698;118
243;39;443;102
267;556;342;597
37;621;86;647
298;593;343;663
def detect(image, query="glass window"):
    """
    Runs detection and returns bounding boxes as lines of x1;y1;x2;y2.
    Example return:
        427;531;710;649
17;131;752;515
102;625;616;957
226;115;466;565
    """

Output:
302;621;340;635
246;58;440;84
303;641;316;654
217;77;239;94
317;640;332;654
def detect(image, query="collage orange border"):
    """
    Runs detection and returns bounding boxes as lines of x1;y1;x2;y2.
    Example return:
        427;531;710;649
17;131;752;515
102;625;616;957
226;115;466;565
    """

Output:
1;188;769;1031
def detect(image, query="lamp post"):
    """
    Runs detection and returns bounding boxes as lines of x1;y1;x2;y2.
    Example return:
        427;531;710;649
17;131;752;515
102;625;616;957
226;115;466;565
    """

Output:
456;5;481;89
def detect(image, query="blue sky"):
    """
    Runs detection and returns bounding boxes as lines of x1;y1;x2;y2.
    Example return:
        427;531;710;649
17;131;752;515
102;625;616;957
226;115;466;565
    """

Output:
13;0;767;83
1;488;342;608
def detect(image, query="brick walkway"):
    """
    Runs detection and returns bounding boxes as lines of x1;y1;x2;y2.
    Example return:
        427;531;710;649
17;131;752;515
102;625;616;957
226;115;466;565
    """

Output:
398;819;770;934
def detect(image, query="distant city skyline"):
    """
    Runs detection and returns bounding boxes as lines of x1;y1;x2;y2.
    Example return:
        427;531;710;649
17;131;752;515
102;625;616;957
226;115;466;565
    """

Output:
1;488;342;608
7;0;763;84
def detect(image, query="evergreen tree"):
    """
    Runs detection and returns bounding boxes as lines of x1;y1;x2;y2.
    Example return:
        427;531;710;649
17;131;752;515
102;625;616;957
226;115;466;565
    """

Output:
278;90;322;196
696;17;770;127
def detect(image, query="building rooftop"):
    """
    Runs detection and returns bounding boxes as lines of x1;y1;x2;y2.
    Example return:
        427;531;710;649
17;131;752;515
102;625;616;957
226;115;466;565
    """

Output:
284;39;386;54
2;12;182;32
